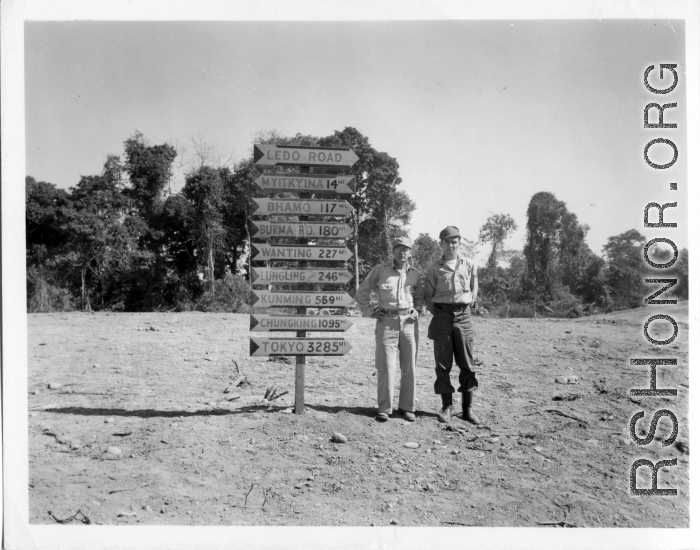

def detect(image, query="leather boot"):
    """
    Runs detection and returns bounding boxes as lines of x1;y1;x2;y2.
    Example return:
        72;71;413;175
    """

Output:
462;391;481;425
437;393;453;423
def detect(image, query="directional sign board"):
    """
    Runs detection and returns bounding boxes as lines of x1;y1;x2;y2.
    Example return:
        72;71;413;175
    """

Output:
251;221;352;240
254;145;359;167
254;174;356;194
251;244;352;262
251;290;353;308
250;337;352;356
252;198;354;217
252;267;353;285
250;314;353;332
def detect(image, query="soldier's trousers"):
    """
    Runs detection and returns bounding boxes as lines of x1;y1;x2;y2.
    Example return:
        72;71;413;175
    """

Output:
428;307;478;394
375;314;418;414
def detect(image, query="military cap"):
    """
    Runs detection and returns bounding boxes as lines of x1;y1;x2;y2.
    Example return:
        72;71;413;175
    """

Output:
392;236;413;250
439;226;461;241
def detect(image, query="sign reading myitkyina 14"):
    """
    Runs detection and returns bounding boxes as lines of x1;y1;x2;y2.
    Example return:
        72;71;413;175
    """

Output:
254;174;356;194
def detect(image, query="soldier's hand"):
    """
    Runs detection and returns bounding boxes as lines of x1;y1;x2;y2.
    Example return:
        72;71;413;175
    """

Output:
370;310;385;321
408;308;420;320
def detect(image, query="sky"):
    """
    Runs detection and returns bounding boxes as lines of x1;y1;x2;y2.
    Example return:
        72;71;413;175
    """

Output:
25;19;688;261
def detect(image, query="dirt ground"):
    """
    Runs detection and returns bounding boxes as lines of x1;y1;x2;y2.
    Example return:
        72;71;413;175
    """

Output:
27;304;689;527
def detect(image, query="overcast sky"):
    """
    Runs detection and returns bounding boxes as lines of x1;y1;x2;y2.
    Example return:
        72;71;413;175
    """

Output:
25;19;687;259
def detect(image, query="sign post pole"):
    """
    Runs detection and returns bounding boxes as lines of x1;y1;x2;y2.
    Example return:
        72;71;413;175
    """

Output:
295;166;310;414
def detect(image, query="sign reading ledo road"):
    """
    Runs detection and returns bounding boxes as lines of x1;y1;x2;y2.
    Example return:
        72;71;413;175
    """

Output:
250;337;352;356
251;267;353;285
251;290;353;308
251;244;353;261
250;314;353;332
251;198;354;216
254;174;356;194
251;221;352;239
254;144;359;167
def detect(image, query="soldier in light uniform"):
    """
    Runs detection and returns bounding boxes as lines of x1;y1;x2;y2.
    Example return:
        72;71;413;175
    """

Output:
424;226;482;424
356;237;424;422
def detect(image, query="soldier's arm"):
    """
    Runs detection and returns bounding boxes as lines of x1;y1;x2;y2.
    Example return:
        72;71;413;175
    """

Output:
412;271;425;314
423;266;437;314
471;265;479;304
356;265;381;317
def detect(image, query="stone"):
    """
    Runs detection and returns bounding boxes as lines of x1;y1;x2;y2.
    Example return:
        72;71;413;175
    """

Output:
106;446;122;456
105;417;115;423
404;442;419;449
554;377;568;384
30;412;39;418
47;383;62;390
390;520;399;525
391;464;403;473
331;433;347;444
93;363;100;368
282;408;293;414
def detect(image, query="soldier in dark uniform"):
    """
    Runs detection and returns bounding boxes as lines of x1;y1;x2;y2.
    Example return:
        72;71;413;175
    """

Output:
424;226;481;424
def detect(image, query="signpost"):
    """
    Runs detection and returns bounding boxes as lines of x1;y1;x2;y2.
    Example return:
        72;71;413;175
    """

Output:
250;314;353;332
251;144;357;415
251;198;354;217
253;144;359;167
254;174;356;194
251;267;353;285
251;290;353;308
251;244;353;262
251;221;352;239
250;337;352;357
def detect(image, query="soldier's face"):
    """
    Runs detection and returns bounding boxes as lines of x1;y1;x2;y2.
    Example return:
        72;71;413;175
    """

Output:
441;237;460;257
393;245;411;263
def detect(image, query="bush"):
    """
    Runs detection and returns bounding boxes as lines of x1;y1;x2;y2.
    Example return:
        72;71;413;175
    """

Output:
27;274;73;312
193;273;251;313
493;302;535;318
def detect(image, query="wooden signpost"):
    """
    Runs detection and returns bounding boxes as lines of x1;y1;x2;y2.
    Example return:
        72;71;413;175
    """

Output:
251;221;353;239
250;144;358;414
251;267;353;285
254;174;356;194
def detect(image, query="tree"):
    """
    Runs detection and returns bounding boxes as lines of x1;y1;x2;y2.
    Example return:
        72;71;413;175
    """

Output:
61;158;136;310
523;192;590;302
478;213;518;268
412;233;442;274
603;229;647;308
123;131;177;219
318;128;411;291
182;166;227;291
26;176;72;251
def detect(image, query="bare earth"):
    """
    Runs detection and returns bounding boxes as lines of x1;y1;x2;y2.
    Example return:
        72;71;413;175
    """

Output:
27;305;689;527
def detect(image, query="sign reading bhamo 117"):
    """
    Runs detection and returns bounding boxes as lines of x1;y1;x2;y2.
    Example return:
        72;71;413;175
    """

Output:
251;198;354;216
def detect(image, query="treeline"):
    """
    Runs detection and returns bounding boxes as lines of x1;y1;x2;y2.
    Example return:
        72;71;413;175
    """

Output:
412;192;689;317
26;127;415;312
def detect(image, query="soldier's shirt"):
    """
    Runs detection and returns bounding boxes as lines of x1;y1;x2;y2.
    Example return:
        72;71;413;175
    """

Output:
356;261;425;317
424;255;475;305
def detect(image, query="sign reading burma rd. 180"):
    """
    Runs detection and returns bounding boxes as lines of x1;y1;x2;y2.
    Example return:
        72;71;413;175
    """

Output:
251;220;353;239
250;143;358;414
